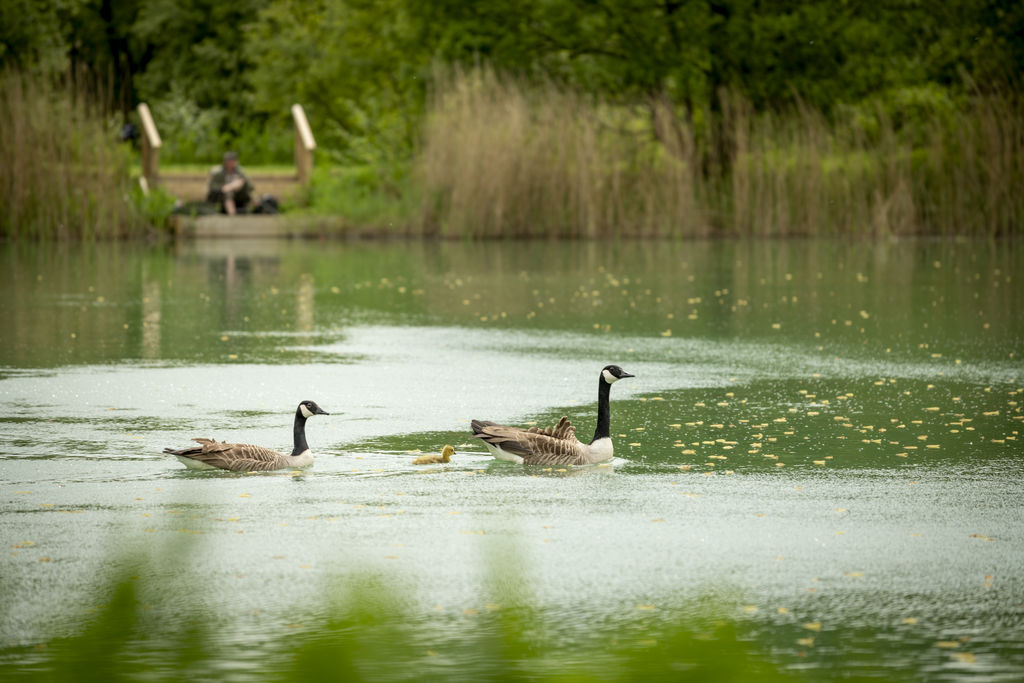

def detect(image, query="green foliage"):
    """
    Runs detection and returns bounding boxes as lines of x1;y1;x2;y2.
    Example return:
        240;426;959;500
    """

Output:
129;183;177;228
0;0;67;71
4;544;796;682
129;0;263;116
299;164;418;229
245;0;429;166
152;89;292;165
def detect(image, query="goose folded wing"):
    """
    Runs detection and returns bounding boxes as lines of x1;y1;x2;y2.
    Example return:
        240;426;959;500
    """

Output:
526;416;576;440
471;424;535;457
190;439;287;471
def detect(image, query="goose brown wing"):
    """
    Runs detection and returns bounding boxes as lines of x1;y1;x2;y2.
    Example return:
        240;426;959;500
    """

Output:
472;417;589;465
182;438;288;471
470;423;534;457
526;416;576;440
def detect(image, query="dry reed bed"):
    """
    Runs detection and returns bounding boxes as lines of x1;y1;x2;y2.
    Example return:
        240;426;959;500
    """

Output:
0;71;139;239
419;69;1023;238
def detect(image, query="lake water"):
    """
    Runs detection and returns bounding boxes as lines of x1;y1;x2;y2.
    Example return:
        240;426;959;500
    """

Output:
1;239;1022;680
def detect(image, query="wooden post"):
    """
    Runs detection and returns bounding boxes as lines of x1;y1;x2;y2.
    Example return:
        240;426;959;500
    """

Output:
137;102;162;188
292;104;316;186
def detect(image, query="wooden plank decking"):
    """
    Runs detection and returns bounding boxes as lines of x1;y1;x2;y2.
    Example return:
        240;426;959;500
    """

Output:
161;172;305;203
138;102;319;238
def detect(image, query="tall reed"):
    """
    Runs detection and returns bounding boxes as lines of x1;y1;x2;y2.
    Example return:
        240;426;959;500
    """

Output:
0;70;143;239
418;68;1024;238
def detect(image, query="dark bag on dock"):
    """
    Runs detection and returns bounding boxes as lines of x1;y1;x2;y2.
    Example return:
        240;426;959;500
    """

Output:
253;196;280;214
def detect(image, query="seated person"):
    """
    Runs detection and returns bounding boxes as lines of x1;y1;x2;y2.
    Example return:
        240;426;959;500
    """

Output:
206;151;255;215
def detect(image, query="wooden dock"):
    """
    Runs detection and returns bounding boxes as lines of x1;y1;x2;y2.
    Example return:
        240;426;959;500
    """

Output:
139;102;320;237
170;213;349;238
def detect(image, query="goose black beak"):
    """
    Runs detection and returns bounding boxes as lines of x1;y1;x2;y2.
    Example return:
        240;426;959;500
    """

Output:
620;372;635;379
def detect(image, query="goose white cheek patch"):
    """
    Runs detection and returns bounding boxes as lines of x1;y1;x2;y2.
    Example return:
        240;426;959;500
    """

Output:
300;404;314;419
602;370;619;384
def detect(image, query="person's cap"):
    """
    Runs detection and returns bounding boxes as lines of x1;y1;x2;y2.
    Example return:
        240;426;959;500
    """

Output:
223;151;239;162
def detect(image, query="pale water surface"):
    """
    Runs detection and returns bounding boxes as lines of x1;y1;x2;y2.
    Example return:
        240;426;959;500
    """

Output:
1;239;1022;680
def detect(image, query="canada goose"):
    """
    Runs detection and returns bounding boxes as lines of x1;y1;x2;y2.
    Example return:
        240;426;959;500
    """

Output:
163;400;329;471
471;365;634;466
413;444;455;465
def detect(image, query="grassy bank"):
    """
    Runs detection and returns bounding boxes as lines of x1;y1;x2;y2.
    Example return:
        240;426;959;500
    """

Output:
417;69;1023;238
0;71;157;240
5;68;1022;240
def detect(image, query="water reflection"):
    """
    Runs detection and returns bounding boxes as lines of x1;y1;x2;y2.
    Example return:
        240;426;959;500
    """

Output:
1;239;1020;370
141;276;161;359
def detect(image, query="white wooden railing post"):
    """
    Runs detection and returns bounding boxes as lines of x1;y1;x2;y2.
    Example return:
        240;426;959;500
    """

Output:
291;104;316;186
137;102;162;189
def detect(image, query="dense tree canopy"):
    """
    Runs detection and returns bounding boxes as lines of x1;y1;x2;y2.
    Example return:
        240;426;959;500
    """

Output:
3;0;1021;163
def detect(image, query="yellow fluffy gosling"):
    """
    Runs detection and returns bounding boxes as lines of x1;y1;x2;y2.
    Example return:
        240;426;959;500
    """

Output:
413;445;454;465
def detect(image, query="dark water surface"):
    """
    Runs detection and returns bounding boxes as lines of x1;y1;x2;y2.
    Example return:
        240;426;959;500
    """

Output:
1;239;1021;680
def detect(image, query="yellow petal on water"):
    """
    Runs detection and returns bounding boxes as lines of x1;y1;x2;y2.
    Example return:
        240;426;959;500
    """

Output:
901;617;918;625
678;465;691;471
951;652;977;664
935;641;961;649
803;622;822;631
796;637;815;647
742;605;758;613
777;607;789;614
668;423;682;428
220;335;229;342
628;443;642;447
845;572;864;578
636;604;655;611
238;493;251;498
813;460;826;465
651;518;666;523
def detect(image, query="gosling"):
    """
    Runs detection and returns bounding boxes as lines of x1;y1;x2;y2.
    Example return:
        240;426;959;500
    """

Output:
413;445;455;465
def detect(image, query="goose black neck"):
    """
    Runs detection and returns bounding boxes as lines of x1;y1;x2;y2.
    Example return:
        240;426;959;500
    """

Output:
592;378;612;443
292;407;309;456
